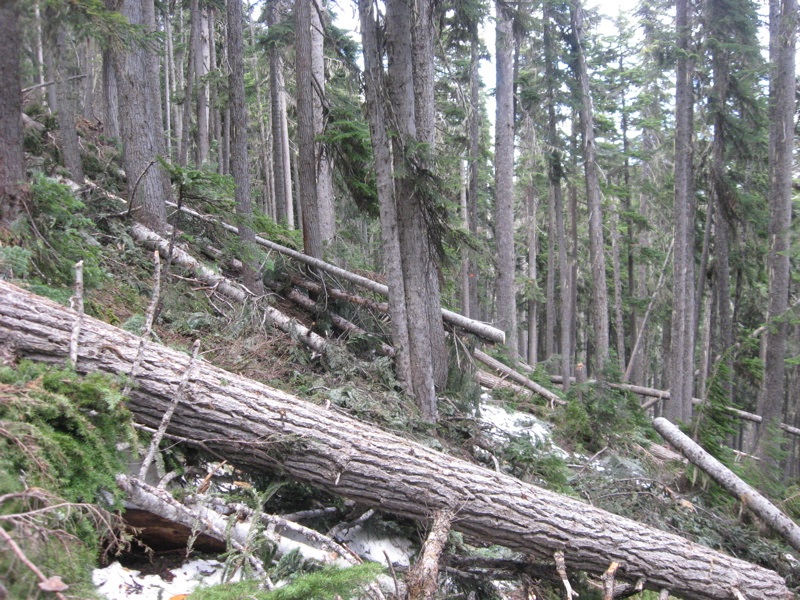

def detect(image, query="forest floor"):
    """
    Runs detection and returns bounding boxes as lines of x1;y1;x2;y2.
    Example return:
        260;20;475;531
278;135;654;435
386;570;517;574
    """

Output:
2;140;800;598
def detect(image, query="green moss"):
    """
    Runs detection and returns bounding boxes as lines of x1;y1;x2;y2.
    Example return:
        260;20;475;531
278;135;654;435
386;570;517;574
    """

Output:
0;362;136;598
189;563;384;600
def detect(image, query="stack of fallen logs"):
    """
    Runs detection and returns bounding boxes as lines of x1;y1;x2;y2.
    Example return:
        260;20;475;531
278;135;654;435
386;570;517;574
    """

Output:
0;280;792;599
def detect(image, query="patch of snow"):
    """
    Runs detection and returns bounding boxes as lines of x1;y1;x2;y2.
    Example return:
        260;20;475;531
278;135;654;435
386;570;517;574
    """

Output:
478;402;553;448
338;528;414;567
93;558;240;599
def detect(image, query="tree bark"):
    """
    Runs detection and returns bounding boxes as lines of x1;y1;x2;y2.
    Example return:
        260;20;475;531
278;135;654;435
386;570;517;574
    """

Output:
570;0;609;373
0;280;790;600
757;0;797;465
112;0;170;232
0;0;24;229
267;0;294;228
494;0;518;354
48;16;85;184
668;0;697;423
358;0;412;386
227;0;263;294
385;0;445;417
312;0;335;245
296;0;322;259
406;510;452;600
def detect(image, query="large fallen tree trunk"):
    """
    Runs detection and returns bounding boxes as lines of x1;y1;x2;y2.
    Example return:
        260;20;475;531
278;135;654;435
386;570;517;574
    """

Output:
0;281;790;599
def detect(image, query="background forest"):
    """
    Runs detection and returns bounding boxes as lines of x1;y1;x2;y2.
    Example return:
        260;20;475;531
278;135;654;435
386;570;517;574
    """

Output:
0;0;799;597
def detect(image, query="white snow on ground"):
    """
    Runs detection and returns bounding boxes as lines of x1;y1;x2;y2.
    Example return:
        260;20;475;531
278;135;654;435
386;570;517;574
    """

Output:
93;558;239;599
336;527;414;567
478;393;555;448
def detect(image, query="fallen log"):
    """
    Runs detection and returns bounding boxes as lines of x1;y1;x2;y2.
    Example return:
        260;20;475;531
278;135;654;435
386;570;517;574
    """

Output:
546;372;800;439
474;350;564;406
0;281;790;599
129;223;329;356
165;201;505;344
283;287;395;358
653;418;800;554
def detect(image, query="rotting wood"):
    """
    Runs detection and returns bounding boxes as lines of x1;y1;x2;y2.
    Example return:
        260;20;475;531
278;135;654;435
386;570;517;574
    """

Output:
406;510;453;600
474;350;564;406
653;417;800;553
0;281;791;600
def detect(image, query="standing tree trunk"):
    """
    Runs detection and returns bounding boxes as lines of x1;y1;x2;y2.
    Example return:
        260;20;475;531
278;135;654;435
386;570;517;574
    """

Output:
466;28;481;320
757;0;797;465
0;0;24;230
412;0;448;389
569;0;609;374
227;0;263;295
385;0;441;419
47;15;85;184
358;0;412;387
494;0;518;355
667;0;697;422
112;0;170;232
268;0;294;228
312;0;335;246
296;0;322;259
195;3;210;165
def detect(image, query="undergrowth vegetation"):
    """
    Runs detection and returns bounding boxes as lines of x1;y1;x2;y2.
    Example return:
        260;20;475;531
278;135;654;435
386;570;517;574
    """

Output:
1;169;799;597
0;361;134;599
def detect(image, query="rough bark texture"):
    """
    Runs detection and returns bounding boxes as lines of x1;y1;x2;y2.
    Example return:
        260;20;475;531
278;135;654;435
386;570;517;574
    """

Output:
312;0;335;245
296;0;322;259
0;280;790;600
757;0;797;464
493;0;518;355
48;17;85;184
0;0;24;229
268;0;294;228
112;0;170;232
387;0;446;415
667;0;697;423
570;1;609;373
357;0;412;386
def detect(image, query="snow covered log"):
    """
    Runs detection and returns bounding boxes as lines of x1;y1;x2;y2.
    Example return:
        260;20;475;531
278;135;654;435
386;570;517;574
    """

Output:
0;281;790;600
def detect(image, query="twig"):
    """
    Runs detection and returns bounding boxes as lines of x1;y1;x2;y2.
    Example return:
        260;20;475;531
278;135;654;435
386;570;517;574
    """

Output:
139;339;201;479
122;250;161;397
383;550;400;597
127;160;158;219
0;527;69;600
68;260;84;366
554;550;578;599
